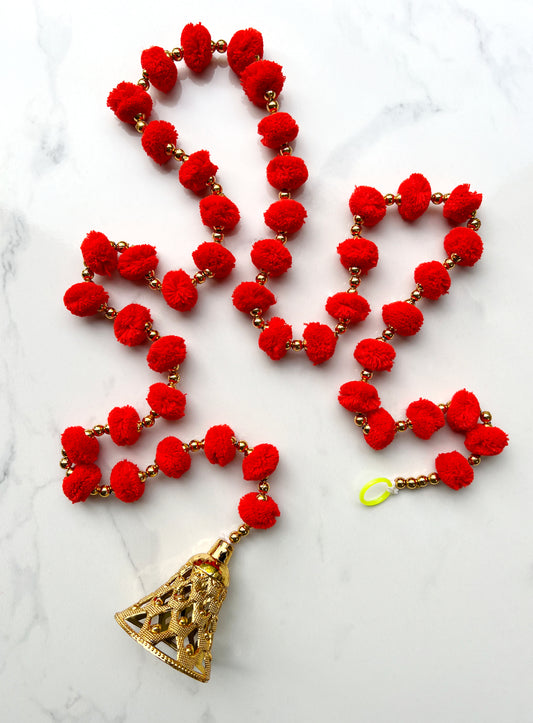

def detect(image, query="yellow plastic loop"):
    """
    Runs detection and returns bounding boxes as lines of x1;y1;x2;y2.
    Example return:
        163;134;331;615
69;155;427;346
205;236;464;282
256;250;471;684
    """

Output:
359;477;393;507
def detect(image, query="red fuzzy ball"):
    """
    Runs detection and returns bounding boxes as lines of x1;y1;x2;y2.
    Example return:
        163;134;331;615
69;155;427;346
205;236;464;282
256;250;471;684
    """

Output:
192;242;235;279
141;120;178;165
258;317;292;360
232;281;276;314
303;323;337;366
354;338;396;372
266;156;308;191
264;199;307;234
81;231;117;276
147;383;186;420
161;270;198;312
435;450;474;490
336;237;379;274
443;184;482;225
337;381;381;414
108;405;141;446
349;186;386;227
64;282;108;317
241;59;285;107
155;436;191;478
204;424;236;466
146;335;186;372
447;389;481;433
443;227;483;267
117;244;158;281
363;408;396;450
63;463;101;503
397;173;431;221
406;399;445;440
110;460;145;502
464;424;508;457
141;46;177;93
382;301;424;336
257;112;299;149
61;426;99;465
114;304;152;346
107;82;152;125
181;23;212;73
179;150;218;194
238;492;280;529
199;195;240;231
250;239;292;276
414;261;451;300
242;443;279;481
227;28;263;76
325;292;370;324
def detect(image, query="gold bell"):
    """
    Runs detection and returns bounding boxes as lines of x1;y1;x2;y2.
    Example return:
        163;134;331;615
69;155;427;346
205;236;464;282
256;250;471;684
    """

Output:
115;539;233;682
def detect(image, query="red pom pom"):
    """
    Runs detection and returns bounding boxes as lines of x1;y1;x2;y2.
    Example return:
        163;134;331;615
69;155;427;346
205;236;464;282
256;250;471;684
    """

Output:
337;381;380;414
238;492;280;529
382;301;424;336
204;425;236;466
464;425;508;456
443;184;482;225
447;389;481;433
141;120;178;165
406;399;445;440
161;270;198;312
147;383;186;420
146;335;186;372
108;405;141;446
107;82;152;125
435;451;474;490
114;303;151;346
325;292;370;323
303;323;337;366
336;237;379;274
192;242;235;279
250;239;292;276
61;426;99;464
242;443;279;480
81;231;117;276
257;112;298;149
264;199;307;234
179;151;218;194
258;317;292;360
266;156;308;191
141;46;177;93
110;460;145;502
241;60;285;107
64;282;108;317
117;245;158;281
363;408;396;450
181;23;212;73
443;227;483;267
199;195;240;231
414;261;451;300
155;436;191;478
232;281;276;314
397;173;431;221
63;463;101;503
227;28;263;76
354;338;396;372
349;186;386;227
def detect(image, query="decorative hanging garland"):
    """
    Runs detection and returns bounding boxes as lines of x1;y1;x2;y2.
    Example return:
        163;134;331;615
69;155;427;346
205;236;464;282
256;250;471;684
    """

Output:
60;22;509;682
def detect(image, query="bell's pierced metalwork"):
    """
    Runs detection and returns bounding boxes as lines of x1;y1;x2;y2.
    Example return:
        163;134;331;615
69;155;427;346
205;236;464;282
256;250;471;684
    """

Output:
115;539;233;682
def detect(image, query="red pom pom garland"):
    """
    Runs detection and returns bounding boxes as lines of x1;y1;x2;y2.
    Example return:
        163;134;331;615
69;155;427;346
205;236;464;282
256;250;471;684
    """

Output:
140;46;177;93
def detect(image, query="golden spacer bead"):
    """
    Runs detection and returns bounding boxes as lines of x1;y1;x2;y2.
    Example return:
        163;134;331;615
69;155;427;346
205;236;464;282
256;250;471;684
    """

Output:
267;100;279;113
354;414;366;427
138;471;147;483
146;464;159;477
395;477;407;490
334;322;347;336
148;278;162;290
258;480;270;493
215;39;227;53
417;475;429;488
252;316;266;329
256;493;267;501
194;271;207;284
173;148;188;162
82;267;94;281
65;468;73;476
394;194;401;205
115;241;129;251
348;266;361;276
135;120;147;133
276;233;287;243
104;307;117;320
362;424;371;435
443;258;455;269
255;272;268;285
431;192;443;205
468;455;481;466
278;191;291;200
137;78;149;90
291;340;304;351
382;328;395;340
468;217;481;231
142;415;155;428
480;410;492;424
171;47;183;61
396;420;409;432
406;477;418;490
60;457;70;469
147;329;160;341
429;473;440;485
238;524;250;536
410;289;422;301
384;193;395;206
99;486;111;497
237;440;249;452
264;90;277;100
210;183;223;195
360;370;373;381
229;532;241;544
279;144;292;156
212;230;224;243
188;439;204;452
349;276;361;288
93;425;106;436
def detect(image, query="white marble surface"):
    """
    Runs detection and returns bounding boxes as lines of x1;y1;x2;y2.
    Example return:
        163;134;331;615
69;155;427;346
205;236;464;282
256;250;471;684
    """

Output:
2;0;532;720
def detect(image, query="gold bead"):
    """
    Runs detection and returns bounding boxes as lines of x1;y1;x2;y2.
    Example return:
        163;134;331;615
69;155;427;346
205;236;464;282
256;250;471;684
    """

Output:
428;473;440;485
165;144;175;157
354;414;366;427
93;425;106;436
255;272;268;285
138;471;147;483
438;402;448;412
178;617;188;626
151;624;162;634
172;148;187;161
211;183;222;195
189;439;204;452
171;47;183;61
146;464;159;477
147;329;160;342
431;192;443;205
99;486;111;497
258;481;270;493
406;477;417;490
60;457;70;469
360;370;373;381
256;493;267;501
238;524;250;535
443;258;455;269
104;306;117;320
467;217;481;231
276;233;287;242
291;340;304;351
394;195;401;205
82;267;94;281
348;266;361;275
194;271;206;284
395;477;407;490
417;475;429;488
142;415;155;428
349;276;361;289
480;410;492;424
410;289;422;301
468;455;481;466
212;231;224;243
362;424;371;435
185;644;195;655
203;268;214;278
279;144;292;156
65;468;73;476
382;328;394;340
90;487;99;495
148;278;162;290
353;215;363;225
229;532;240;544
267;99;279;113
252;316;266;329
168;371;181;384
278;191;291;200
334;322;347;336
137;78;149;90
264;90;277;100
396;420;409;432
135;120;147;133
384;193;395;206
115;241;129;251
237;441;249;452
216;39;227;53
